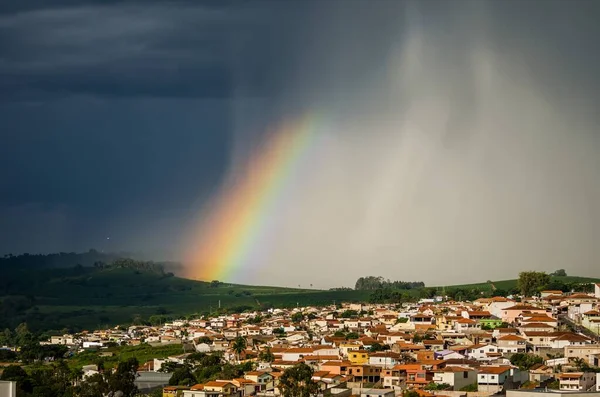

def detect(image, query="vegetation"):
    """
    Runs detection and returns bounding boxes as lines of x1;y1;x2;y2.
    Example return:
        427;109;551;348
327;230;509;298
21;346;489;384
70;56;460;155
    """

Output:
278;363;319;397
460;383;478;392
0;358;140;397
518;272;551;296
355;276;424;290
2;252;599;333
510;353;544;370
424;382;451;390
0;260;371;332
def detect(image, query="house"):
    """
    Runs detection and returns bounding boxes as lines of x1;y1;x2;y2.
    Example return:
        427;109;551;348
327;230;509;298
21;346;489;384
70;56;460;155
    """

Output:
521;332;553;350
368;352;401;367
496;335;527;354
381;366;406;389
163;386;190;397
231;379;260;396
466;343;499;360
203;381;238;395
595;284;600;299
486;298;516;319
558;372;597;391
182;386;222;397
434;349;466;361
405;366;434;389
528;364;553;383
566;294;599;322
549;333;591;349
477;366;525;394
244;372;273;386
564;345;600;364
347;365;382;383
348;350;369;365
501;305;547;323
432;366;477;391
320;360;352;375
540;291;564;298
423;340;445;352
454;318;481;333
411;315;435;331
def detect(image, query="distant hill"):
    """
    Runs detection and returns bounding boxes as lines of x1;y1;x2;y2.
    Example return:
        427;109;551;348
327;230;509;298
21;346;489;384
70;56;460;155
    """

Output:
438;275;600;292
1;252;598;333
0;264;371;332
0;250;181;271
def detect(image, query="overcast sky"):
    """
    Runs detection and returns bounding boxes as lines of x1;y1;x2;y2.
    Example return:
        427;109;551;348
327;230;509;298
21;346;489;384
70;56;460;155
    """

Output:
1;0;599;287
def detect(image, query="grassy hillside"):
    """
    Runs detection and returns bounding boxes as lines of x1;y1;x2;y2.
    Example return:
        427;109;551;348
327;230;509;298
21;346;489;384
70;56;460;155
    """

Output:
437;275;600;293
2;261;598;333
0;266;370;332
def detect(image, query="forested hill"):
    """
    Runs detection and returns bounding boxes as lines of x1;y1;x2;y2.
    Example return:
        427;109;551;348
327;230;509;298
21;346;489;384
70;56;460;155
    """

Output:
0;250;183;272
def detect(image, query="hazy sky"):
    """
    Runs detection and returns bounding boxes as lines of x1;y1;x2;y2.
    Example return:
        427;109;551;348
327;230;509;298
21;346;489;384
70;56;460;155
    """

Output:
1;0;599;287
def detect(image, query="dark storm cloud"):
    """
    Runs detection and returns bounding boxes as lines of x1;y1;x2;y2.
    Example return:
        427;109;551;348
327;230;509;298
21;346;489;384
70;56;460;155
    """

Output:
0;0;311;257
0;0;300;101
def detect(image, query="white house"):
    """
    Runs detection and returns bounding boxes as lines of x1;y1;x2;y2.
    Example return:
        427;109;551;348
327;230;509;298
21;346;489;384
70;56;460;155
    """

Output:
477;366;526;394
433;367;477;391
368;352;401;367
558;372;596;391
454;318;482;333
496;335;527;354
595;284;600;299
466;343;499;360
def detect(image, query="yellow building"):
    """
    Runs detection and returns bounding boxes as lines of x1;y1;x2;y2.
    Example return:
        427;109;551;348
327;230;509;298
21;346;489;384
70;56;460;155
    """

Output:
348;349;369;365
163;386;189;397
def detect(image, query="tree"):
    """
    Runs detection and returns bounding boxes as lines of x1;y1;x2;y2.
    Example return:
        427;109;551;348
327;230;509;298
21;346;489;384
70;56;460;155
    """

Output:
424;382;452;390
291;312;304;323
510;353;544;370
369;343;390;352
517;271;550;296
232;336;247;363
551;269;567;277
278;363;320;397
105;357;139;397
169;365;196;386
259;347;275;363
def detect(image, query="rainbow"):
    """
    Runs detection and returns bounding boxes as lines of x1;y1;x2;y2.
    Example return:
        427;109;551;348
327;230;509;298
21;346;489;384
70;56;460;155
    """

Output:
183;114;322;282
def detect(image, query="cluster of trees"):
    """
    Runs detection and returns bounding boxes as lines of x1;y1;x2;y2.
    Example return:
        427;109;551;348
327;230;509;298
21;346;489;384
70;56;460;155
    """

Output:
355;276;425;291
444;288;488;302
0;250;124;269
517;271;594;296
368;289;412;303
163;350;254;387
278;363;320;397
1;358;140;397
509;353;544;370
0;323;69;363
95;258;170;276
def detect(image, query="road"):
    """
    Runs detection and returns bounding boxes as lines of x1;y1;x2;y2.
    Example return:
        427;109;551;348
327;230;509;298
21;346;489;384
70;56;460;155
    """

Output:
558;314;600;343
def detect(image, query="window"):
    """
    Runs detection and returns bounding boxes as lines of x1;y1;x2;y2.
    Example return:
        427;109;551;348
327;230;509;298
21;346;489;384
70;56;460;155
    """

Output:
463;372;468;378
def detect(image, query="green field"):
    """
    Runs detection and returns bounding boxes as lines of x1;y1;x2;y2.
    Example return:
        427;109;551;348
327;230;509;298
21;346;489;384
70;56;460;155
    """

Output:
0;266;371;332
2;262;598;333
67;343;186;370
435;275;600;293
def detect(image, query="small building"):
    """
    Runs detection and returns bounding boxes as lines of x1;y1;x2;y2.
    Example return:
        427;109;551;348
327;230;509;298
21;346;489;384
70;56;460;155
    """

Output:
558;372;596;391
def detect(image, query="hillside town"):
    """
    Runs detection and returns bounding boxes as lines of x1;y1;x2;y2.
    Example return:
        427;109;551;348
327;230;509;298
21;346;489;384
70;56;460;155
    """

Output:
3;283;600;397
